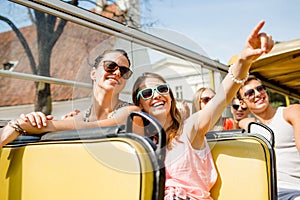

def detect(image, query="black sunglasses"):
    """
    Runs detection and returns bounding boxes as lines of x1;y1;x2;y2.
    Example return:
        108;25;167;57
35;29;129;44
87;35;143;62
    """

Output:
232;104;248;111
244;85;266;100
200;96;213;104
137;84;170;100
103;60;133;79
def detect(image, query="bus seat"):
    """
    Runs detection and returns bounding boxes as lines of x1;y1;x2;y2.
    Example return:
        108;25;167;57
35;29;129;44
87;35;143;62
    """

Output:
0;111;166;200
0;133;161;199
207;132;277;200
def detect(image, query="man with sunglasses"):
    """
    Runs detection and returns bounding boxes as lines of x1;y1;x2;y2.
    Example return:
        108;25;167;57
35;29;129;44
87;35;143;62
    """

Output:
223;97;252;130
238;75;300;200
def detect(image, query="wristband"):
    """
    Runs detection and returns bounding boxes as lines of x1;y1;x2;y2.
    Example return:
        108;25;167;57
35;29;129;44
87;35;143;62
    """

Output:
8;120;27;135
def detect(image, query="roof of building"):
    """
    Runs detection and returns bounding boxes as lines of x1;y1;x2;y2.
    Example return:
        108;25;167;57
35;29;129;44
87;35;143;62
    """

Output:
0;4;124;107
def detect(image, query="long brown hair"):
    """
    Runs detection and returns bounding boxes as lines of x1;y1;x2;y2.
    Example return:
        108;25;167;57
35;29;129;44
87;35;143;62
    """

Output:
132;72;182;147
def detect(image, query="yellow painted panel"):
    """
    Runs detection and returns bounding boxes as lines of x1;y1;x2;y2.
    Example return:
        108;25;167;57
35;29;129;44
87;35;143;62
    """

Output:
209;138;271;200
0;138;155;200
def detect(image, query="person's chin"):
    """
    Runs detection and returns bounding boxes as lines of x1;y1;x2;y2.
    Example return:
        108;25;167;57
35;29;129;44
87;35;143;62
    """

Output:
150;106;167;116
103;81;120;90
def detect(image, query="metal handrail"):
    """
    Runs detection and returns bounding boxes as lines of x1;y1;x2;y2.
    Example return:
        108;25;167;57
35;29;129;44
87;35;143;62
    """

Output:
11;0;228;74
0;70;92;88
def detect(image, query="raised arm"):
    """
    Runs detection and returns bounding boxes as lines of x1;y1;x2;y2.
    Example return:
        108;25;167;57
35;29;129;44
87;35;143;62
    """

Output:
190;20;274;148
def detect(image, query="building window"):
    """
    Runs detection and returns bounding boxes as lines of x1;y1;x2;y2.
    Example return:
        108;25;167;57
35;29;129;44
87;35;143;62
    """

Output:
3;62;14;70
2;61;18;71
175;85;183;100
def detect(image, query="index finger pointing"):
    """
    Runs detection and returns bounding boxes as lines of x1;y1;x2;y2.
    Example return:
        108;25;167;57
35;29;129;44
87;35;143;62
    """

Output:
250;20;265;37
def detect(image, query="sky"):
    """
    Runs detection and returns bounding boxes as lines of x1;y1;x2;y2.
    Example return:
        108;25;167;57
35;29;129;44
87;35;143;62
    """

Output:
142;0;300;64
1;0;299;65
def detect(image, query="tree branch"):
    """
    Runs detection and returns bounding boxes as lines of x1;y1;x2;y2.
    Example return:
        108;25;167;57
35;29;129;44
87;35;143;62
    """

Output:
0;15;37;74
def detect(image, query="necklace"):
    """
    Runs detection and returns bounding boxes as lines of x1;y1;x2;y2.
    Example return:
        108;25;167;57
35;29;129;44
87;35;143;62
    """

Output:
84;100;129;122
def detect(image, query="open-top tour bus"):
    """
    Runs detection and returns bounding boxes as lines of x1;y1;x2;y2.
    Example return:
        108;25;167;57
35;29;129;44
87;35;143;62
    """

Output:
1;111;277;200
4;0;300;199
1;112;167;200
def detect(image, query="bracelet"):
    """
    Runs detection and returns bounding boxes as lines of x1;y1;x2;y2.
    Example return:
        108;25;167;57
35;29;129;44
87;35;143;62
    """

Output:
228;65;249;84
8;120;27;135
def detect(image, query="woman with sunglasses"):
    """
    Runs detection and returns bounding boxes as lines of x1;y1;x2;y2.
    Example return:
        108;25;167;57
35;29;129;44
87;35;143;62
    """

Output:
191;88;247;130
72;49;137;122
192;87;225;130
192;87;215;112
0;49;140;147
131;20;274;200
237;75;300;200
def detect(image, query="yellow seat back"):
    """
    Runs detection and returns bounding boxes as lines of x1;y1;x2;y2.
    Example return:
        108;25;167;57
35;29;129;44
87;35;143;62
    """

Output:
0;132;162;200
208;133;276;200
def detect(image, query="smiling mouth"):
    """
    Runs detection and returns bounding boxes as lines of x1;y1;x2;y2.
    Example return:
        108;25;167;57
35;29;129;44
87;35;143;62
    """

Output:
255;96;265;103
152;101;165;107
106;76;119;84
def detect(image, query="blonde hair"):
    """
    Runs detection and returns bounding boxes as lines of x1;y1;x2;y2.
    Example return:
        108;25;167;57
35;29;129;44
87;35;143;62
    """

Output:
192;87;216;113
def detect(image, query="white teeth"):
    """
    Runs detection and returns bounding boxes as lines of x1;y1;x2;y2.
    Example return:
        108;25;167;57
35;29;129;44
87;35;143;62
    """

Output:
153;102;164;107
107;77;118;83
256;97;264;103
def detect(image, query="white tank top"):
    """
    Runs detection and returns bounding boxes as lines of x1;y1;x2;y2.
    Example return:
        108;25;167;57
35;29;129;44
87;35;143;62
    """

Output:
268;107;300;190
